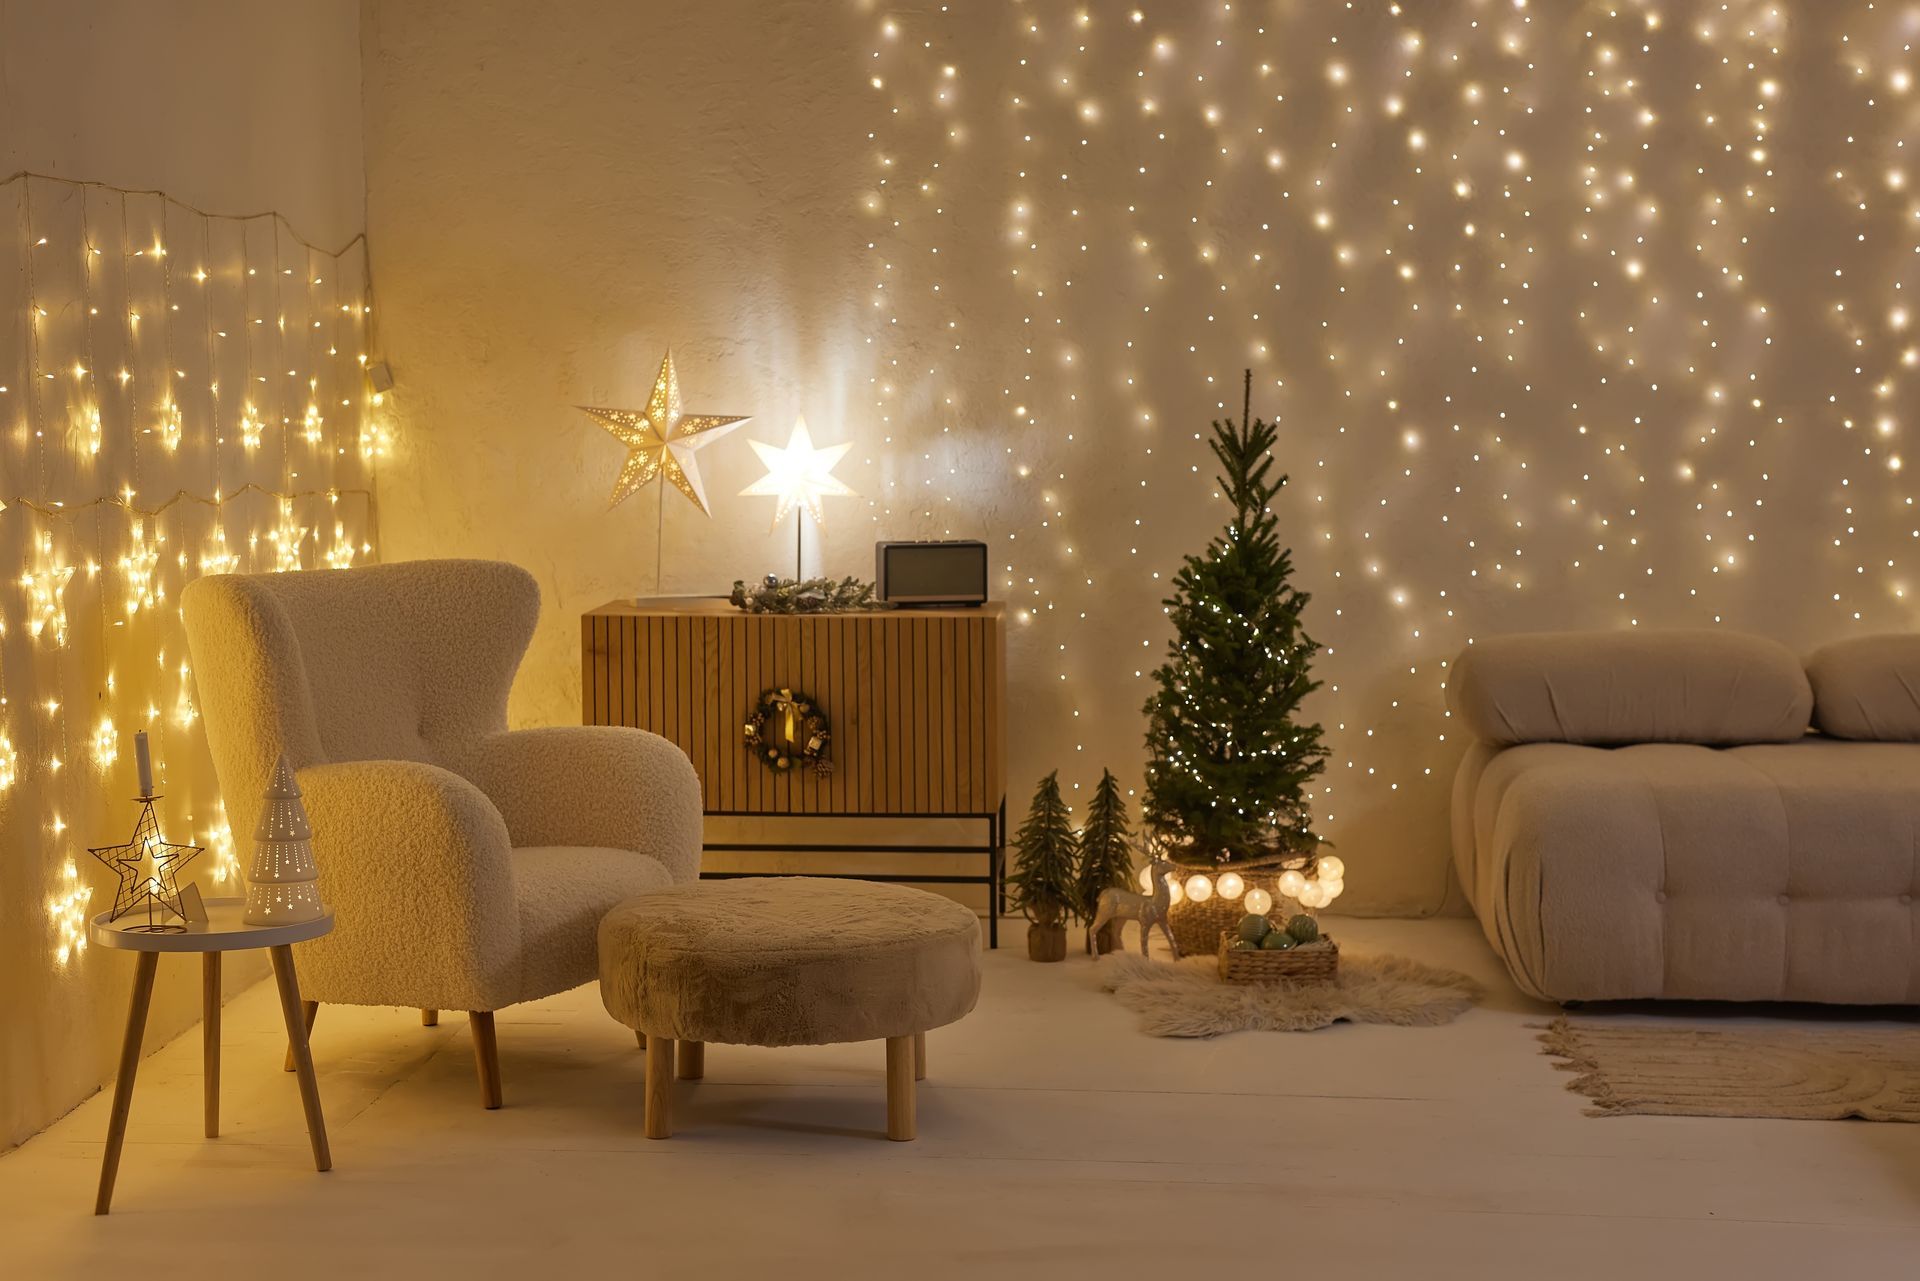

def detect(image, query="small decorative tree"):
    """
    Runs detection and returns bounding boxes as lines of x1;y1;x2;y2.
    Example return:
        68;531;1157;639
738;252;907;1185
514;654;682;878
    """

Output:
243;754;328;926
1008;771;1079;962
1074;769;1135;954
1141;372;1335;953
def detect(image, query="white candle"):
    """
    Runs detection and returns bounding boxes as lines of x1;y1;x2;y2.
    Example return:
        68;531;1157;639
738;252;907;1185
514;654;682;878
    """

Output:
134;730;153;797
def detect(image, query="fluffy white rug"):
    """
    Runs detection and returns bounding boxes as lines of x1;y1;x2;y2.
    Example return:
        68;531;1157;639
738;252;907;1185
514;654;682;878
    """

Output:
1093;951;1481;1037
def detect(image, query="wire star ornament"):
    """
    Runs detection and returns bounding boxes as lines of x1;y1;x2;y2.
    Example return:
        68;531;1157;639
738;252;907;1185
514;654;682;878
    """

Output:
89;798;203;932
739;416;857;529
578;350;749;515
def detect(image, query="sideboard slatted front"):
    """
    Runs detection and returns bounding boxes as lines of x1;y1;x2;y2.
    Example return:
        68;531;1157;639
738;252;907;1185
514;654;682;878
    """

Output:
583;600;1006;818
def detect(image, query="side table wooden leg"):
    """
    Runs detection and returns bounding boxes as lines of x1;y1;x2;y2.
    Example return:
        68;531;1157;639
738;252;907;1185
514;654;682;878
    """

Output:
270;946;332;1172
913;1031;926;1082
645;1036;675;1138
96;951;159;1215
203;953;221;1138
886;1035;916;1142
677;1040;705;1080
284;999;318;1071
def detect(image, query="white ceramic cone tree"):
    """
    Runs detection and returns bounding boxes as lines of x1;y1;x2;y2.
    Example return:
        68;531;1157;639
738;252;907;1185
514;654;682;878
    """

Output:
243;753;328;926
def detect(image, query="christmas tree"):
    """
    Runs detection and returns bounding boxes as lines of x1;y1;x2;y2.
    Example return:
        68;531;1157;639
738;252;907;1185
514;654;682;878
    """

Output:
1142;372;1328;870
1074;768;1134;951
243;754;328;926
1007;771;1079;961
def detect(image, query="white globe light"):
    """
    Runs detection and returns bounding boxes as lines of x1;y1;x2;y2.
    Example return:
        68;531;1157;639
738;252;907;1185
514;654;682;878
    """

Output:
1243;887;1273;916
1216;872;1245;901
1318;855;1345;881
1167;877;1186;906
1299;883;1329;909
1320;877;1344;902
1185;874;1213;903
1138;865;1156;893
1278;869;1307;899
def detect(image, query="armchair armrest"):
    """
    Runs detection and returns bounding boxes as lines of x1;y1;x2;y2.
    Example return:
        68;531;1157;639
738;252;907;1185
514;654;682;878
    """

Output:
294;759;520;1011
460;726;703;884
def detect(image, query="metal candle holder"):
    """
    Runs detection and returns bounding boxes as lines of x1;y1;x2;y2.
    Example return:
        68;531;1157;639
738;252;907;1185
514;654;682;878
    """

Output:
88;793;203;934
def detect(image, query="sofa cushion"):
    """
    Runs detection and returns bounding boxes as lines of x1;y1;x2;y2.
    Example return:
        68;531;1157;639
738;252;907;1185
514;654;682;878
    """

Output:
1806;634;1920;741
1449;630;1811;746
514;846;674;1004
1457;740;1920;1003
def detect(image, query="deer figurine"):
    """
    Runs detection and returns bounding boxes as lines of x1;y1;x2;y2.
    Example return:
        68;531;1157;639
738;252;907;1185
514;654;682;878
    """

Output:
1087;856;1180;958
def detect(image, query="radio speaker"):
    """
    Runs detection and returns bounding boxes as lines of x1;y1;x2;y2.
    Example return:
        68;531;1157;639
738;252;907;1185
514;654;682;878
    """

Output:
875;540;988;607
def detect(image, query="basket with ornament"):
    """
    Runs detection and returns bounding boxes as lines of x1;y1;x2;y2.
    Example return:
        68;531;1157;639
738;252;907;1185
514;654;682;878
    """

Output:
1219;897;1339;985
1156;851;1346;959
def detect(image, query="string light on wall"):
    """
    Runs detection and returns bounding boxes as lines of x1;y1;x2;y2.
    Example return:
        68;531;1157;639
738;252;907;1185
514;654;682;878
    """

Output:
3;171;380;968
859;2;1920;911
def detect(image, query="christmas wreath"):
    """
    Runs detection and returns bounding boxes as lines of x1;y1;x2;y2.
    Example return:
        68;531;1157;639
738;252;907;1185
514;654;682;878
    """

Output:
744;687;833;775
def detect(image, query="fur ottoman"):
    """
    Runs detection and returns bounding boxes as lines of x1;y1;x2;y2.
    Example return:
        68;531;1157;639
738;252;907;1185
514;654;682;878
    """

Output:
597;877;981;1141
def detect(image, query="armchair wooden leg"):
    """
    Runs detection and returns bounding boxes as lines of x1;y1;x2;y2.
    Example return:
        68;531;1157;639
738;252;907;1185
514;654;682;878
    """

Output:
886;1035;916;1141
645;1036;675;1138
677;1040;705;1080
284;1000;318;1072
421;1009;438;1027
469;1011;502;1109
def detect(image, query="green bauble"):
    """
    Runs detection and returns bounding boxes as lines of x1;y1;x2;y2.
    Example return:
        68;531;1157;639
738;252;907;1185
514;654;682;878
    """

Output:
1285;914;1321;944
1260;931;1295;950
1229;939;1258;951
1238;914;1272;944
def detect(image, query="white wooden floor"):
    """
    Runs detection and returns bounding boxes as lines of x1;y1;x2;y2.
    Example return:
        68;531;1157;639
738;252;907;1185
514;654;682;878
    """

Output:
3;917;1917;1279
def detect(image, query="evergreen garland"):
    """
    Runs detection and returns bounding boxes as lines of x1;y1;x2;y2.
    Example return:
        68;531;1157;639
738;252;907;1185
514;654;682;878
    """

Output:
1007;771;1080;928
1141;372;1329;868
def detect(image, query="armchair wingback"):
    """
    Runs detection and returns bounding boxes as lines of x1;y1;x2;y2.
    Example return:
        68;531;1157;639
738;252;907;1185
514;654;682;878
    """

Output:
182;560;703;1106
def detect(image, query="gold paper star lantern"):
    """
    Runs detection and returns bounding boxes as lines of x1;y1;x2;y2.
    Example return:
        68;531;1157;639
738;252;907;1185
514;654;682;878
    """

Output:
579;350;749;515
740;416;857;529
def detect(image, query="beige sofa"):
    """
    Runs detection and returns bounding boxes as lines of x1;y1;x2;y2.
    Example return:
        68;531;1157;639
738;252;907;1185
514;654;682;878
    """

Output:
1450;630;1920;1004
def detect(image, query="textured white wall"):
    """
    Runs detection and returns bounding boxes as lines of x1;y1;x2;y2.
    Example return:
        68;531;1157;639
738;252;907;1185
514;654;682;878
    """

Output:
0;0;366;1149
367;1;1920;920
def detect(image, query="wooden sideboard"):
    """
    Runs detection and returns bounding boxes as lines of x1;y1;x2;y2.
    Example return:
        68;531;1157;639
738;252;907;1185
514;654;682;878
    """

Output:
582;597;1008;943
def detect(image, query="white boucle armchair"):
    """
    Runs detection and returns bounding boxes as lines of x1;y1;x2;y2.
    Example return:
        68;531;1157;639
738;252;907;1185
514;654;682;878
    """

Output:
182;559;702;1107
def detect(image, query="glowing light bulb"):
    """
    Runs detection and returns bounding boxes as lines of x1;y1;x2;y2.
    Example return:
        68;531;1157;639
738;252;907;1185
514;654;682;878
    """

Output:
1278;869;1307;899
1216;871;1245;901
1185;874;1213;902
1317;856;1345;881
1243;887;1273;916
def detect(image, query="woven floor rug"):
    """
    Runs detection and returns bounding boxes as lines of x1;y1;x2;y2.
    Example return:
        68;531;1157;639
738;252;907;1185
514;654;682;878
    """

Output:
1539;1018;1920;1121
1093;951;1480;1037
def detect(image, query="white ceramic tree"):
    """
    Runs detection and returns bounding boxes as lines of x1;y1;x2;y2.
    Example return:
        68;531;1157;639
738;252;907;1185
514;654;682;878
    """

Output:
243;754;328;925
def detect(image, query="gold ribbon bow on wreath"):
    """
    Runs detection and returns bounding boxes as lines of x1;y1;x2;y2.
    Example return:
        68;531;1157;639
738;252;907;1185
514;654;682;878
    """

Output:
744;687;833;776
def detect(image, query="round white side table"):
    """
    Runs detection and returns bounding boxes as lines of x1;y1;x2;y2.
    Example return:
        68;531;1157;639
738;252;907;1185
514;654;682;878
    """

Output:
89;898;334;1215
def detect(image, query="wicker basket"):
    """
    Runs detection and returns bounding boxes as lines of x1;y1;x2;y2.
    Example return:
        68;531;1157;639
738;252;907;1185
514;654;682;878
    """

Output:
1217;930;1340;985
1164;866;1303;958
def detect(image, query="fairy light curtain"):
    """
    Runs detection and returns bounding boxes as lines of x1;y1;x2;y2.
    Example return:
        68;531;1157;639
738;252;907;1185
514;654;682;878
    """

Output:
0;172;380;964
859;1;1917;911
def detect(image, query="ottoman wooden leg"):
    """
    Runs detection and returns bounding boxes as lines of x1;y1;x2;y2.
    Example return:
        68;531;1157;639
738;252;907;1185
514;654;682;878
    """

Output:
634;1030;647;1050
914;1031;926;1082
886;1035;916;1141
677;1040;705;1080
645;1036;675;1138
422;1009;438;1027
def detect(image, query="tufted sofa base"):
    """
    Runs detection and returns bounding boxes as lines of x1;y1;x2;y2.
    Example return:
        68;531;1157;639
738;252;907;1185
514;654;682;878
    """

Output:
1456;739;1920;1004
